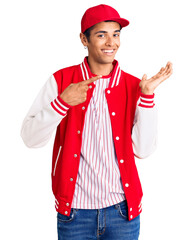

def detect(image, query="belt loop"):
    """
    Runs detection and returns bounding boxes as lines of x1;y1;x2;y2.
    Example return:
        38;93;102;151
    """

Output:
114;202;120;209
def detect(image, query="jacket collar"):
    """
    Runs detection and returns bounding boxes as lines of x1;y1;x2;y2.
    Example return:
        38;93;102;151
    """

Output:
80;57;122;88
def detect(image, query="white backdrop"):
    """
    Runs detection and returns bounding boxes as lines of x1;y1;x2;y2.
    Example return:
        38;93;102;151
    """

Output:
0;0;192;239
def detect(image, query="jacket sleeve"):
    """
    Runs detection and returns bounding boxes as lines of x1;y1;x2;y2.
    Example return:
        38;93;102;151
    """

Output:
20;75;71;148
132;93;158;159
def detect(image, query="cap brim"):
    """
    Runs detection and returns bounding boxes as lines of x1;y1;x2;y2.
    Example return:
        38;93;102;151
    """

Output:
103;17;130;28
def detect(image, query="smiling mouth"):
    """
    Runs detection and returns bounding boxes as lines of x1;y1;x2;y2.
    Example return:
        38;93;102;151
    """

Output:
102;49;115;55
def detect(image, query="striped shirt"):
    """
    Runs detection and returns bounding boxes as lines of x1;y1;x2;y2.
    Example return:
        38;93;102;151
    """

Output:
71;71;126;209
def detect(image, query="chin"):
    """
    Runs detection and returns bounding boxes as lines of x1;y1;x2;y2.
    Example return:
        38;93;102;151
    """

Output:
99;56;115;64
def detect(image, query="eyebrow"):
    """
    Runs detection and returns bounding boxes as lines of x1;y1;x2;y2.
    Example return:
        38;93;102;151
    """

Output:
94;30;121;35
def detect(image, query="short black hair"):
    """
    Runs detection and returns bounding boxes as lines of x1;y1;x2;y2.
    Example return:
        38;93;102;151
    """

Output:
83;25;95;42
83;20;122;42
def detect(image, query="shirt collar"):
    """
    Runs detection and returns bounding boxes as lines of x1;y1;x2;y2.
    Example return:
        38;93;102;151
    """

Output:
80;57;122;88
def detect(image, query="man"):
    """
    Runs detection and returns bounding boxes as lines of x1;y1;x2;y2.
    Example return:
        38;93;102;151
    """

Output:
21;4;173;240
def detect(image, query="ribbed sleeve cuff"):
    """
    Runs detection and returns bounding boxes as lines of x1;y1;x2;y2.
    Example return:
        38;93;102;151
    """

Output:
138;93;155;108
51;95;71;116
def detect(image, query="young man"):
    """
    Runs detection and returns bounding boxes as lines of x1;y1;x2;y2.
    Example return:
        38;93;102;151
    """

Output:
21;4;173;240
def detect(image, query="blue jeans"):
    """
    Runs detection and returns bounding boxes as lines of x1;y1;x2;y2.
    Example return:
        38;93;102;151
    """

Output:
57;200;140;240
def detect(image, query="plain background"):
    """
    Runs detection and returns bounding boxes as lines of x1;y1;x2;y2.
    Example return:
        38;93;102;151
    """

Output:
0;0;192;239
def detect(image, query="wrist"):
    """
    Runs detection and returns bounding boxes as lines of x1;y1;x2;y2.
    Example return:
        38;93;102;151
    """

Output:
58;95;72;108
140;90;154;95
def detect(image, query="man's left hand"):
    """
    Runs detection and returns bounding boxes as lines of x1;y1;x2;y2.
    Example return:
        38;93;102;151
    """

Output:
139;61;173;95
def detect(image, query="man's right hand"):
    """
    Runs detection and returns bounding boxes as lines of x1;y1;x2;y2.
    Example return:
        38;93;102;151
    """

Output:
60;75;102;106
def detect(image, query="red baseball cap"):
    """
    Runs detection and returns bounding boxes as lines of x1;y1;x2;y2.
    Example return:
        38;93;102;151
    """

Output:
81;4;130;33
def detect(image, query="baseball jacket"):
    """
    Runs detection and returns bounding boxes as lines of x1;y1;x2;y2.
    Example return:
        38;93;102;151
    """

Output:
21;57;157;221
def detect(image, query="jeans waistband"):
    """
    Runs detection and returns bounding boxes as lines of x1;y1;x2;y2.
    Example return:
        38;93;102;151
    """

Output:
110;200;127;210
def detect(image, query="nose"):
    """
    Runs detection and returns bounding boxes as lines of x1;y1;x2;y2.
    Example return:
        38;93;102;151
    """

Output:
105;36;114;47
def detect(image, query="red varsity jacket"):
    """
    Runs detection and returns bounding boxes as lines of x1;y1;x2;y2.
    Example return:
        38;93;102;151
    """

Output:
51;58;143;221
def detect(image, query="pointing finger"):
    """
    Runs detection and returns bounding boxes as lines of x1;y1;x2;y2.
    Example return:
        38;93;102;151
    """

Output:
82;75;102;85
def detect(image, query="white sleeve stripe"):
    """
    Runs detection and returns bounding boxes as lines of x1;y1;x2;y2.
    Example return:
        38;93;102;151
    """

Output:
55;97;69;110
52;100;68;114
140;101;154;106
140;97;154;101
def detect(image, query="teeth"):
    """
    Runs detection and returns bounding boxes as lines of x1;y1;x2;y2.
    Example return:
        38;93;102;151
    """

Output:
103;50;114;53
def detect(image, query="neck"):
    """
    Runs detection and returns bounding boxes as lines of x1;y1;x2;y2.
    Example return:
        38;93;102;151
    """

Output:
87;56;114;76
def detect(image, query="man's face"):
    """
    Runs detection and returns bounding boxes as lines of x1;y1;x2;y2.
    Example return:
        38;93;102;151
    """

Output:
85;21;121;65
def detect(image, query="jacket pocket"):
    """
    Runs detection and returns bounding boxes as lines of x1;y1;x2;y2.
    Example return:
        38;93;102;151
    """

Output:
53;146;62;176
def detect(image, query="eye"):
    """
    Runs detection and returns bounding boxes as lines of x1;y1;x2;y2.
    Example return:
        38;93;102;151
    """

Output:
97;34;105;38
97;33;105;38
114;33;120;37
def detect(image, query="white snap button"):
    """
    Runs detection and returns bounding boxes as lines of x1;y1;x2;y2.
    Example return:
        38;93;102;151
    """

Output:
125;183;129;187
77;130;81;134
130;215;133;219
82;106;85;110
130;208;132;211
66;203;69;206
70;178;73;181
112;112;115;116
65;211;68;214
107;90;111;94
120;159;124;163
74;154;77;157
116;136;119;140
89;85;92;89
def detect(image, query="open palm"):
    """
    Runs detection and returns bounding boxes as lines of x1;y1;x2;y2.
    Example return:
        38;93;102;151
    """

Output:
139;62;173;95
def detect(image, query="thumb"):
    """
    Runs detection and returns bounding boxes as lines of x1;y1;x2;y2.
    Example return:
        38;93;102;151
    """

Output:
142;74;147;81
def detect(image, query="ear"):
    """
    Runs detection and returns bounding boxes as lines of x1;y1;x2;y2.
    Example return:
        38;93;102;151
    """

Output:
80;33;88;47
